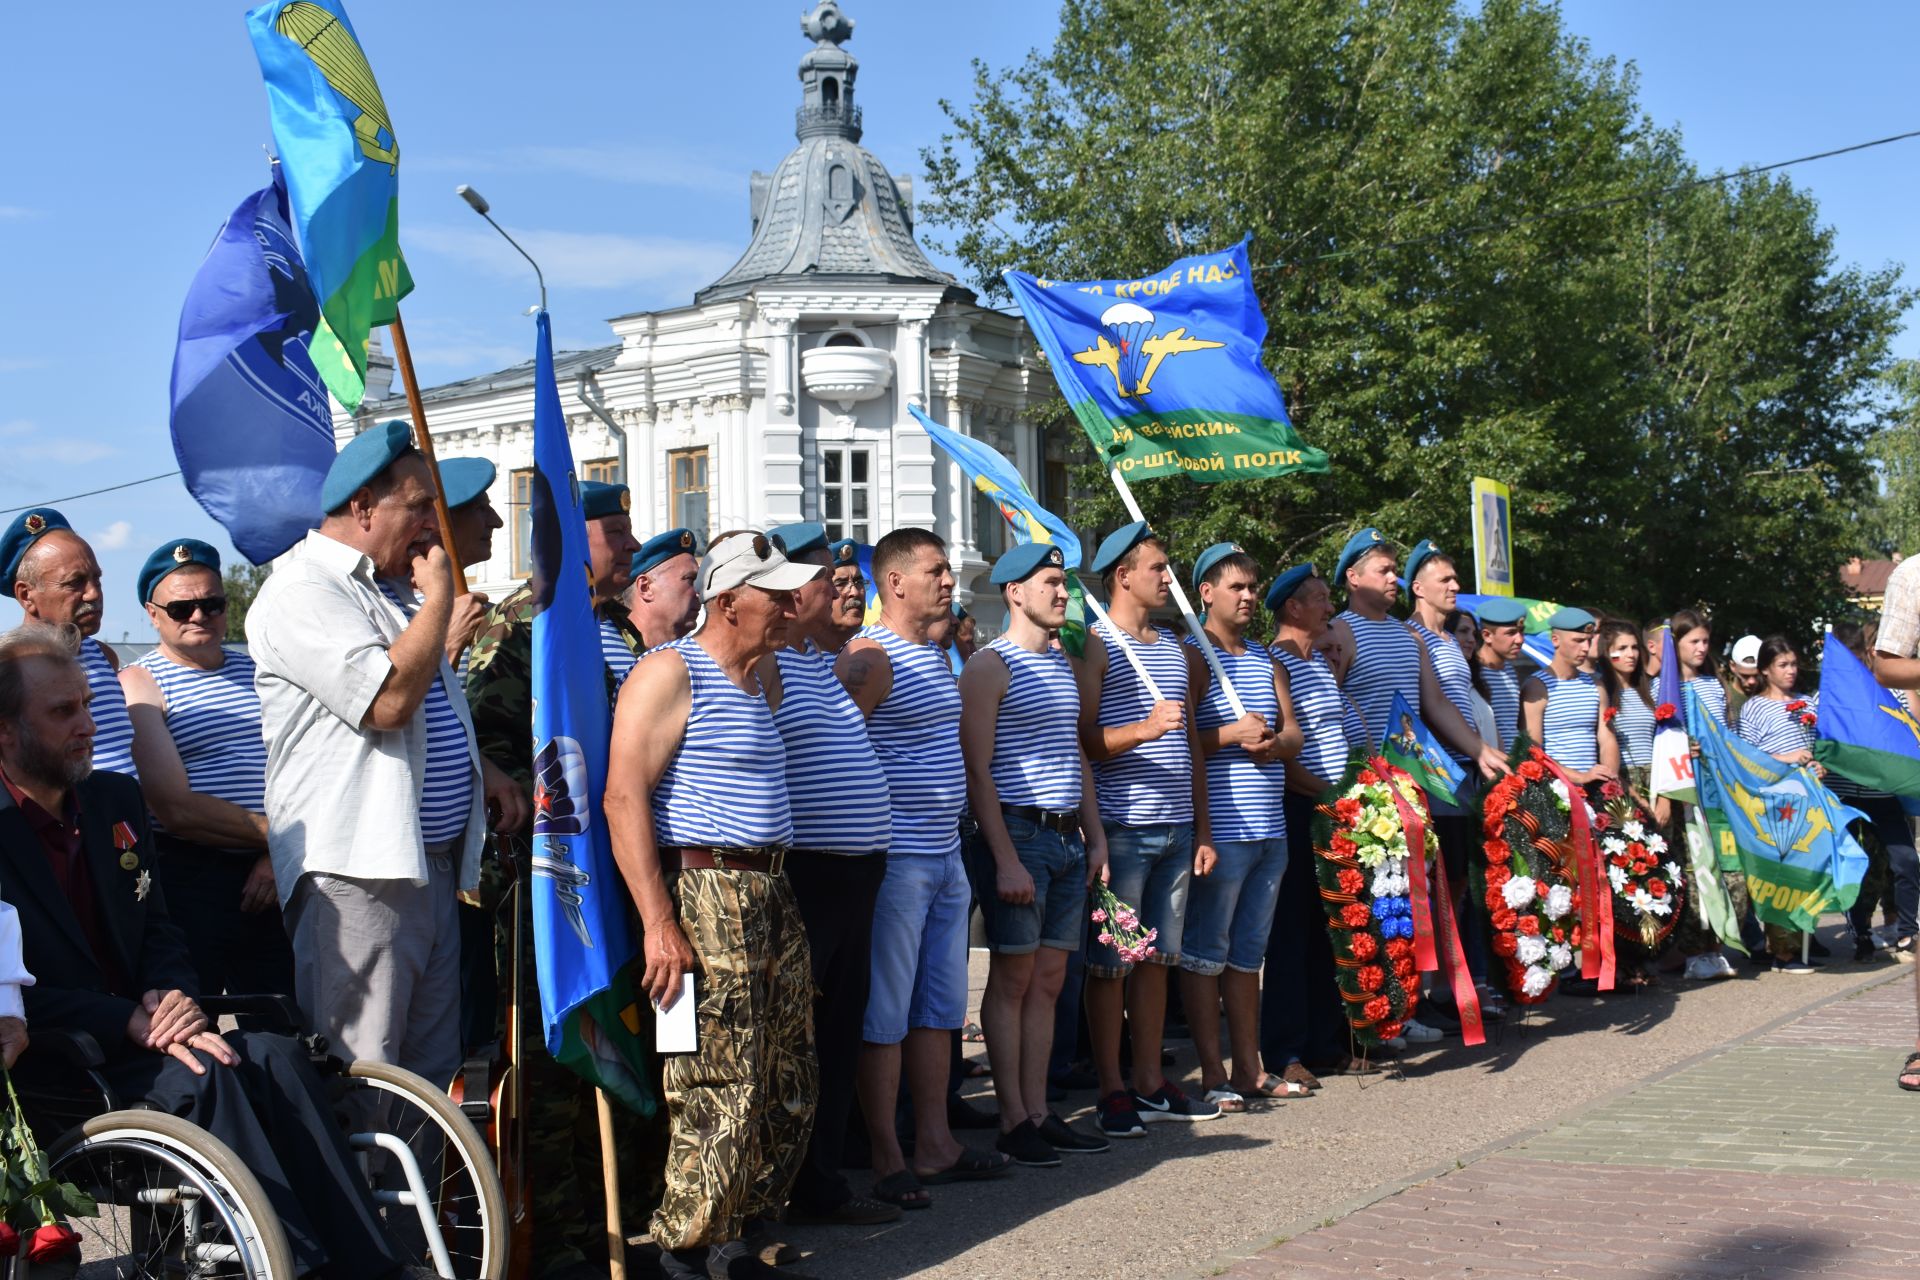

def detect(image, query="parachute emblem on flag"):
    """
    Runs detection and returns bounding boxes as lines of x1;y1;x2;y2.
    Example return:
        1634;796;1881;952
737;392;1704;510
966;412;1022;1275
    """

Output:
1075;301;1224;398
273;1;398;169
531;735;594;947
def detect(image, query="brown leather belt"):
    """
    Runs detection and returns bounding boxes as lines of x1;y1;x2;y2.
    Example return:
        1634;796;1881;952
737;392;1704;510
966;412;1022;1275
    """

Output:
659;845;787;876
1002;804;1081;835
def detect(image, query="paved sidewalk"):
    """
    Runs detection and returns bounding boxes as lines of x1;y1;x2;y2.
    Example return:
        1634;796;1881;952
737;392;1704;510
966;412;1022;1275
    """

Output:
1216;967;1920;1280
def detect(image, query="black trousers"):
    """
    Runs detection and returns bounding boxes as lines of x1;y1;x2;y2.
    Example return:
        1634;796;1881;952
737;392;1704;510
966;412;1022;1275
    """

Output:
104;1030;397;1277
153;836;295;1004
1261;792;1347;1067
783;849;885;1214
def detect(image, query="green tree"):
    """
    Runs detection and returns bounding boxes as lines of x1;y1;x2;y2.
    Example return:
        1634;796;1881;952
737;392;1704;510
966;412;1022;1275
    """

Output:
1865;360;1920;557
923;0;1909;638
221;562;270;642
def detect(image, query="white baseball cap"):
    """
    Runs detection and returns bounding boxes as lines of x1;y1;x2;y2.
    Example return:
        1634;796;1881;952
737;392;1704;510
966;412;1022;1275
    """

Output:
1730;634;1762;672
698;531;820;600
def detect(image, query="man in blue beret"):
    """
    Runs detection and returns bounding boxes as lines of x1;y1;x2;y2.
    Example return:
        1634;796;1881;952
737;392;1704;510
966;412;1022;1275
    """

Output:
247;420;527;1117
624;526;702;659
1521;606;1619;787
824;539;867;651
1073;520;1220;1132
4;508;140;779
958;541;1111;1168
1473;597;1529;749
432;456;505;666
120;539;292;1005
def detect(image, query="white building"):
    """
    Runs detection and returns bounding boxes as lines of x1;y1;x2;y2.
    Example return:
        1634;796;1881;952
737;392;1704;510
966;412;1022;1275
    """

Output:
335;0;1066;616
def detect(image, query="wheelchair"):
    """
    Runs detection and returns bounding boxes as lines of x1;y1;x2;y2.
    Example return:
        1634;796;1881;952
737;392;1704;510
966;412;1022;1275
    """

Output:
16;995;508;1279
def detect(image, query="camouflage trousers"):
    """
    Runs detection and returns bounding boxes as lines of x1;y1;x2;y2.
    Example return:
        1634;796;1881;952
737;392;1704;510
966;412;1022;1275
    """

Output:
652;866;817;1251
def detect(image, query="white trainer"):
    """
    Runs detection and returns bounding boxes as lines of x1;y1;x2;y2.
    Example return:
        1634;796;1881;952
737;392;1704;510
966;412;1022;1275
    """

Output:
1712;954;1737;979
1683;954;1721;981
1401;1018;1444;1043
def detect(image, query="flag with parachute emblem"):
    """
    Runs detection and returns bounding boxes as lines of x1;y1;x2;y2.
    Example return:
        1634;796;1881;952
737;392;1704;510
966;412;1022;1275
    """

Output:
1379;692;1465;807
1004;238;1328;483
247;0;413;409
1811;640;1920;797
525;310;654;1116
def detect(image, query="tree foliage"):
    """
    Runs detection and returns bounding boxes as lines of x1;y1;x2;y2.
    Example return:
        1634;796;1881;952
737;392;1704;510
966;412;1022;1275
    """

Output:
922;0;1910;637
1865;360;1920;559
221;562;270;643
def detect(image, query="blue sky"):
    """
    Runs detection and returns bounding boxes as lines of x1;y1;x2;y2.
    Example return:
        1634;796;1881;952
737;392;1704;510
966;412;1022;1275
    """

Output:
3;1;1914;640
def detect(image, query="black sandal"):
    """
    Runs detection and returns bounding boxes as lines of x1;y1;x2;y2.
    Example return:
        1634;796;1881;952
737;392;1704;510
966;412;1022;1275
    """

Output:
871;1170;931;1209
1899;1051;1920;1093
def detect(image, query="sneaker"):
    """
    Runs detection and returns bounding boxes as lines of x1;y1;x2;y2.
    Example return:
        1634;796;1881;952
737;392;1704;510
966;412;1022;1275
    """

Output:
1096;1091;1146;1139
1774;958;1817;975
994;1119;1060;1168
1132;1080;1222;1122
1400;1019;1444;1043
1385;1033;1407;1050
1712;954;1737;978
1038;1112;1110;1154
1683;954;1721;981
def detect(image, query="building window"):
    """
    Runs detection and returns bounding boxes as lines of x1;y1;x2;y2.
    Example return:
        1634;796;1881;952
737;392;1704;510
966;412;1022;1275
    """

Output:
669;448;710;538
582;456;621;485
973;489;1004;557
821;445;872;544
1043;457;1068;513
510;468;535;578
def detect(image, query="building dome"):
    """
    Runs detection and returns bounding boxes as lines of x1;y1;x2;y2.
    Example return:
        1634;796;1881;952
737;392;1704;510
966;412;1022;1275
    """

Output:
695;2;956;304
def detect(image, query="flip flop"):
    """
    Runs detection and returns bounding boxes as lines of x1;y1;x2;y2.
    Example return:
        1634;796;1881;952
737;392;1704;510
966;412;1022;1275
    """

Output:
786;1195;904;1226
871;1171;931;1209
915;1148;1013;1184
1899;1051;1920;1093
1204;1086;1250;1112
1281;1062;1322;1092
1239;1072;1310;1099
960;1020;987;1043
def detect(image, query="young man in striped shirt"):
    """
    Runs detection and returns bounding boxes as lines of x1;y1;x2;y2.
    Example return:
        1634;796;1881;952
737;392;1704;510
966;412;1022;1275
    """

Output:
1474;596;1529;750
960;542;1110;1168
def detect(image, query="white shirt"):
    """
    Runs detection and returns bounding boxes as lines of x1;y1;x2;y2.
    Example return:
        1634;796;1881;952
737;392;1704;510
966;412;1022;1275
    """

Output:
0;901;32;1022
247;530;484;901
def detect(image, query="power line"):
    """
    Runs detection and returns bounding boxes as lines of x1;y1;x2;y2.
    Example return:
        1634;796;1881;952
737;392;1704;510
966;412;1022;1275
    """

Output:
1;470;182;515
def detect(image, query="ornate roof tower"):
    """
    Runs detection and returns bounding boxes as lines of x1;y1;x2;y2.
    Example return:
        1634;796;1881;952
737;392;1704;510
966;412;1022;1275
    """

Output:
696;1;955;303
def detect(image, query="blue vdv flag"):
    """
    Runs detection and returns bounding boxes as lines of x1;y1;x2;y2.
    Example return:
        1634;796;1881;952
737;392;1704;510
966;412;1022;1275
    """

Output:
527;310;654;1115
1379;690;1467;805
168;165;334;565
1812;640;1920;796
909;404;1082;566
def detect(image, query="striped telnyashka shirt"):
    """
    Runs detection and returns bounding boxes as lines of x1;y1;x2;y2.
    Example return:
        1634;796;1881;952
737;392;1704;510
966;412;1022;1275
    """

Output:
984;635;1082;813
1188;637;1285;841
377;582;475;844
1738;695;1813;758
652;637;792;848
859;623;965;858
771;641;890;853
1091;619;1194;827
599;618;638;686
1276;645;1351;785
1533;670;1603;771
1484;664;1523;752
1685;675;1729;735
82;637;138;780
1337;612;1423;751
1413;620;1475;765
132;647;266;844
1612;689;1656;768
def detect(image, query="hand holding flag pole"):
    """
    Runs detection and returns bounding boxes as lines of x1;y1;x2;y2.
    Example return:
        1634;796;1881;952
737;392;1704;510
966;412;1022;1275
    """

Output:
385;313;467;593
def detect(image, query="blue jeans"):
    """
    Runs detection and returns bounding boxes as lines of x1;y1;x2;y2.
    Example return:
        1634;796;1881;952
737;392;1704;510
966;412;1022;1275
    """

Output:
864;851;970;1044
1180;836;1287;975
1087;821;1192;978
964;815;1089;954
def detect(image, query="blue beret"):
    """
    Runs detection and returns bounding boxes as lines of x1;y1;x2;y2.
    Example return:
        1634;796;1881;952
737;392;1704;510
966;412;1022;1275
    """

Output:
321;420;413;513
1474;597;1528;626
1090;520;1156;575
1264;563;1319;612
1333;527;1392;588
437;457;496;510
1404;538;1447;585
632;528;697;578
991;541;1066;585
1;508;71;595
951;600;969;620
580;481;631;522
1548;605;1597;633
1191;542;1248;589
138;538;222;605
768;522;828;559
827;538;861;568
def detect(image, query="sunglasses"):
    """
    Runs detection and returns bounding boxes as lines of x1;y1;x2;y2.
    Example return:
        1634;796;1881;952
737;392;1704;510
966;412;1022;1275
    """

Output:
160;596;227;623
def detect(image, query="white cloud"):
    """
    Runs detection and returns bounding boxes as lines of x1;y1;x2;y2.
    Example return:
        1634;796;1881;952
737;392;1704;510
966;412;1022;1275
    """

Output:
409;224;738;296
93;521;133;550
413;144;744;196
0;419;116;463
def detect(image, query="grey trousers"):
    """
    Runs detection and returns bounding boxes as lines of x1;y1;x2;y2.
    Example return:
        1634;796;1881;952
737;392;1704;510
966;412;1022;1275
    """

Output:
286;848;463;1091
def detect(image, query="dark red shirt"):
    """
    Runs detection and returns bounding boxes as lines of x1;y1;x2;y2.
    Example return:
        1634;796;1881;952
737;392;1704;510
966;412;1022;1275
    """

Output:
1;770;130;997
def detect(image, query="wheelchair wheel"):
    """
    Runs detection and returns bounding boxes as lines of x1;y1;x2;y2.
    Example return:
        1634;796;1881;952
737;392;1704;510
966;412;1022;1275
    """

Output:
338;1060;508;1280
47;1108;295;1279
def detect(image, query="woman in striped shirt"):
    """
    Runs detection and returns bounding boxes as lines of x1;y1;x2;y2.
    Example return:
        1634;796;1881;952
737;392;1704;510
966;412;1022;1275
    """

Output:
1598;619;1658;797
1669;608;1748;981
1737;636;1822;972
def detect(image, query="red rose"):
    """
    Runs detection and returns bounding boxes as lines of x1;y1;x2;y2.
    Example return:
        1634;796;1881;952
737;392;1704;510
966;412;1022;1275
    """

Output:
1485;839;1512;865
26;1224;79;1264
1332;834;1359;859
1632;862;1650;876
1786;699;1808;713
0;1222;16;1256
1334;797;1363;825
1602;705;1619;724
1337;867;1366;895
1571;925;1584;948
1551;926;1566;943
1358;769;1381;785
1363;996;1391;1022
1517;916;1541;937
1350;933;1379;961
1492;907;1518;930
1592;811;1612;831
1600;779;1624;800
1649;878;1668;896
1655;702;1677;721
1358;965;1385;993
1492;933;1519;957
1341;902;1372;928
1519;761;1546;781
1486;864;1512;888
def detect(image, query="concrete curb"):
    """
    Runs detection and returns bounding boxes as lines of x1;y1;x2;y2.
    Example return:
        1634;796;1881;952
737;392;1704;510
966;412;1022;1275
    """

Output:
1173;964;1912;1280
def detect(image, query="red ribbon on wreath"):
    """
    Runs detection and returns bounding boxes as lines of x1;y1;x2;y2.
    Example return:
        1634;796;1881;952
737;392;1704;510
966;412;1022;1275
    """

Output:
1533;753;1616;990
1371;756;1484;1046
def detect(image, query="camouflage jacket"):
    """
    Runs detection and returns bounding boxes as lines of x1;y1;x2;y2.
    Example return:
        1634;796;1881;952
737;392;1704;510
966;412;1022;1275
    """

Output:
465;584;645;799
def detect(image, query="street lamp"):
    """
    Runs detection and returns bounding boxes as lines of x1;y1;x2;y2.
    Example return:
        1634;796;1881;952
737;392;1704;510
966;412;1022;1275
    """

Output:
455;184;547;313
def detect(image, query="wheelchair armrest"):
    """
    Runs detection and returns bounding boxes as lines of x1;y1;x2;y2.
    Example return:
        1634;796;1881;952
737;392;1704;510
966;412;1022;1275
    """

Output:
198;994;305;1031
24;1026;107;1072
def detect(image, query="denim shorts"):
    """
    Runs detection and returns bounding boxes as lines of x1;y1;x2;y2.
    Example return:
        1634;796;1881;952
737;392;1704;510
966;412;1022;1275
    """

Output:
1087;821;1192;978
1179;836;1287;976
863;850;971;1044
964;815;1088;956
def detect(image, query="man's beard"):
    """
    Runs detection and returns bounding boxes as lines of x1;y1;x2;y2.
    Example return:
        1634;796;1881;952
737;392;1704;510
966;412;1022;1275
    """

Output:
14;723;92;789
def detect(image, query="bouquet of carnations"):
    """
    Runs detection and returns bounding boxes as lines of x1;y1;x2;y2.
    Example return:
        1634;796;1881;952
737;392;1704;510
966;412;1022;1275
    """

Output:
1596;781;1685;952
1312;755;1434;1047
1477;744;1586;1004
0;1070;92;1277
1090;884;1157;965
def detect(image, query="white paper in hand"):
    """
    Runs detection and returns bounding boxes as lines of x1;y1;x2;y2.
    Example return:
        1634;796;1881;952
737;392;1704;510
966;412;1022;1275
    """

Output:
655;973;698;1053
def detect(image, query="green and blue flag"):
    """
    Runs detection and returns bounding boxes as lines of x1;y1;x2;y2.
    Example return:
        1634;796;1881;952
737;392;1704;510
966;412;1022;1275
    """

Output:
1688;685;1868;932
247;0;412;409
1811;641;1920;797
1005;240;1328;484
1380;691;1465;806
526;310;654;1116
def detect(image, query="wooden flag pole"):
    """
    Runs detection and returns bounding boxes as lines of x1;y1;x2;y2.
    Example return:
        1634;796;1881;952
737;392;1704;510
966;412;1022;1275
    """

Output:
387;309;470;594
596;1088;627;1280
1078;586;1166;701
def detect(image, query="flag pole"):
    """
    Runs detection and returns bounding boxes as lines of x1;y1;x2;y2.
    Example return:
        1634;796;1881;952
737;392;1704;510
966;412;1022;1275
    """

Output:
387;309;470;593
1107;465;1248;718
596;1087;627;1279
1077;582;1166;700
